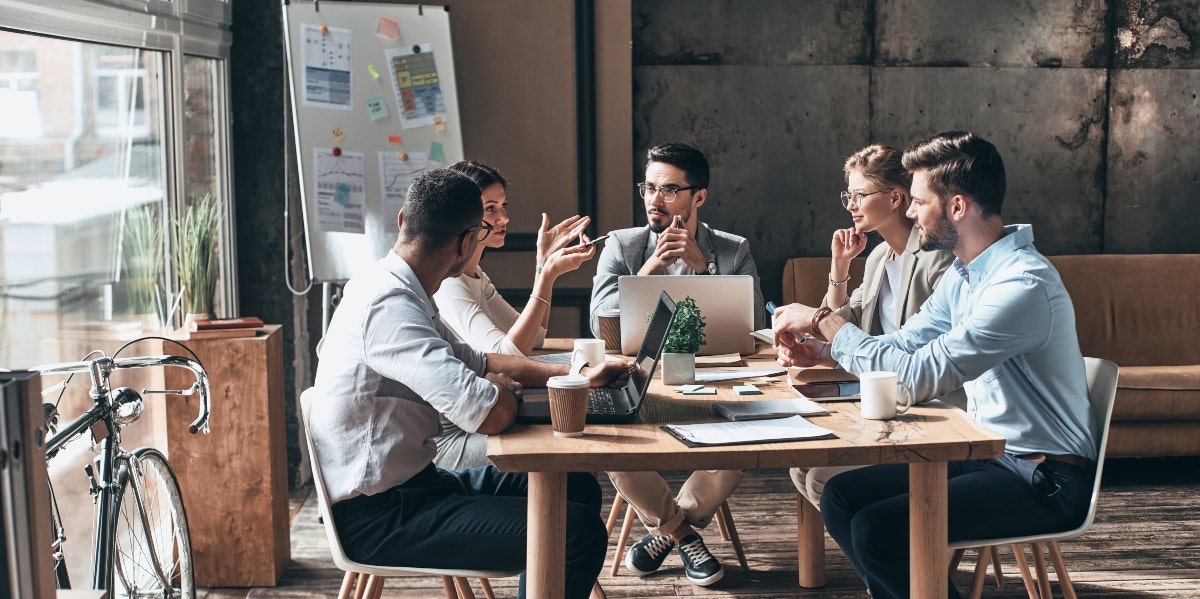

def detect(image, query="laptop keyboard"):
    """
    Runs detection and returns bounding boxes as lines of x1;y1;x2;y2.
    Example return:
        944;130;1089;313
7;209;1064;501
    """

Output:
588;388;617;414
530;352;572;364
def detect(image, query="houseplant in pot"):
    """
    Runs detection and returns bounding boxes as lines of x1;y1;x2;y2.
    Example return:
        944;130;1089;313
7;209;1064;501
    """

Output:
121;202;165;330
660;295;706;384
171;193;221;323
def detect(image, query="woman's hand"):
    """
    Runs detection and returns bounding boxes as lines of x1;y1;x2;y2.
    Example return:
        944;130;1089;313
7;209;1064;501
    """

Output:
831;227;868;264
540;233;597;279
537;213;591;266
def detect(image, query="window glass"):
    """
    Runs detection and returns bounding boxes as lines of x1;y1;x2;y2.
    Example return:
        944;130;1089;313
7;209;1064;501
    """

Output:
0;31;167;366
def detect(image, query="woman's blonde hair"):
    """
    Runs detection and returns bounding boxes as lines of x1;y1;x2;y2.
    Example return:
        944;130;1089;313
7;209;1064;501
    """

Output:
844;144;911;208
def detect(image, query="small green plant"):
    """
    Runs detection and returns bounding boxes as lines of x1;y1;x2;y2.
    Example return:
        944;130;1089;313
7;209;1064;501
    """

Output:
121;203;164;317
663;295;706;354
172;193;221;316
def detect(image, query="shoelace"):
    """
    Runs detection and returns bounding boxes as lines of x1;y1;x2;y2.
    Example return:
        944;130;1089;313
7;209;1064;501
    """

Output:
679;537;714;566
643;535;675;560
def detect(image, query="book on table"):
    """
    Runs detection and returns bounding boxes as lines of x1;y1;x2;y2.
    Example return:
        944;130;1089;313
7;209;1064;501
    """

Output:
713;397;827;421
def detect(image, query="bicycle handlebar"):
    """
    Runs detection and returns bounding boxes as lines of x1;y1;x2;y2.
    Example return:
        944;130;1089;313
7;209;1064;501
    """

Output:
34;355;212;435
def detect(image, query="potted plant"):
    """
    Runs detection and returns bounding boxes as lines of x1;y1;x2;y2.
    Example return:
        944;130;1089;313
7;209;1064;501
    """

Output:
121;203;165;330
660;295;706;384
171;193;221;322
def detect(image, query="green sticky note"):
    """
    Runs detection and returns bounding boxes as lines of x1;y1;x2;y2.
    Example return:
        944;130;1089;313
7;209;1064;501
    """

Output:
682;387;717;395
367;64;380;79
734;385;762;395
366;96;389;120
333;182;351;206
429;141;445;163
675;384;704;393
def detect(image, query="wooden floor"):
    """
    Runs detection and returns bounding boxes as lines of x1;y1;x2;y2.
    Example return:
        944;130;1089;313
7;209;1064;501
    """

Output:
199;457;1200;598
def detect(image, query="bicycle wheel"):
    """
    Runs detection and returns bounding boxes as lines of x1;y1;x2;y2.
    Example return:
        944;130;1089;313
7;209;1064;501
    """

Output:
110;448;195;599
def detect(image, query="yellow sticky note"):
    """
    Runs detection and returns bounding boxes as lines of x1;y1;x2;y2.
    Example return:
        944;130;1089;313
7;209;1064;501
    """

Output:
367;64;380;79
331;126;345;143
433;115;446;132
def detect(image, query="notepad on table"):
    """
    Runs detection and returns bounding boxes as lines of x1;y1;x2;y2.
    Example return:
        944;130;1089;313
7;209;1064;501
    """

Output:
661;416;834;447
712;397;827;421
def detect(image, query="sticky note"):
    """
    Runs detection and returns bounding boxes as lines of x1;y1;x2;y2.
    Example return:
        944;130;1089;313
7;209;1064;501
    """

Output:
367;64;381;79
387;135;403;144
376;15;400;38
366;96;389;120
333;182;350;206
734;385;762;395
682;387;717;395
433;115;446;132
675;384;704;393
429;141;444;163
331;126;345;143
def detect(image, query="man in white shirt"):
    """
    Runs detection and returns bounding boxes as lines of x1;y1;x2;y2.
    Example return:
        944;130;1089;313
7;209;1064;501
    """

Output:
304;169;633;598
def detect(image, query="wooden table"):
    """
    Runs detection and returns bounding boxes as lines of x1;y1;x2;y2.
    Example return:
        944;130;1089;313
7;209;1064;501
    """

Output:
487;355;1005;598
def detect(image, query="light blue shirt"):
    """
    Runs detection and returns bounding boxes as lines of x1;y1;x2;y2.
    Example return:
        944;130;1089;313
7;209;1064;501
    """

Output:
831;225;1096;460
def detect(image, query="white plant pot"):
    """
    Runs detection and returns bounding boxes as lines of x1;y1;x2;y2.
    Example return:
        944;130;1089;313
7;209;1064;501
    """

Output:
661;352;696;385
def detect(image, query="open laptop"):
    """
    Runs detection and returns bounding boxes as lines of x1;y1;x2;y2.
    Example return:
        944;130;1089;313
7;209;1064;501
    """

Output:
618;275;756;356
516;291;676;424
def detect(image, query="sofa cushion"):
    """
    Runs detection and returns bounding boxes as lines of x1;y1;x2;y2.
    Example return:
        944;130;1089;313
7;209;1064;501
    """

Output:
782;257;866;306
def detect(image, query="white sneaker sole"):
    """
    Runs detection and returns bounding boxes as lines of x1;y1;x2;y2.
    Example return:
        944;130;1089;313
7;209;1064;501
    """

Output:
686;565;724;587
624;548;658;577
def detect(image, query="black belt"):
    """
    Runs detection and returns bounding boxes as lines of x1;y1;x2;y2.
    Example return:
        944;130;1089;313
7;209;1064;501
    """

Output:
1016;452;1092;469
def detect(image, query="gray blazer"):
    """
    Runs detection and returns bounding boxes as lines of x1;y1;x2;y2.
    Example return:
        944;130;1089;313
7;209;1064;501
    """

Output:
589;222;765;335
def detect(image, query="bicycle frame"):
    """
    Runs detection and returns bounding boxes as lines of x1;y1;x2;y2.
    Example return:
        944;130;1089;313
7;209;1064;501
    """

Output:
38;354;210;595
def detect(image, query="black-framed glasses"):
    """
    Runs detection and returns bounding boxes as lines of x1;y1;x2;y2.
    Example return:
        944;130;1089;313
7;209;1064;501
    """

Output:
637;182;699;202
462;221;494;241
839;189;886;209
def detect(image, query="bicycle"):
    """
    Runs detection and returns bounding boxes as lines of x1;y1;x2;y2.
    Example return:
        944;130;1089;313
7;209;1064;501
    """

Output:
34;342;211;599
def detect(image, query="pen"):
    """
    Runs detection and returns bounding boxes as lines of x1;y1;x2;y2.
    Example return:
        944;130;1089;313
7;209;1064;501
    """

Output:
765;301;778;315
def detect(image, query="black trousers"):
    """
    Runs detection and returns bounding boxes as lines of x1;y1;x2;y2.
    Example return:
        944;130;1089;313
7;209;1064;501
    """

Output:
821;454;1093;599
332;464;607;599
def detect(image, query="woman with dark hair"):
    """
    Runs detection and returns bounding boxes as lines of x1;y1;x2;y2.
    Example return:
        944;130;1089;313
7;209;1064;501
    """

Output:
432;160;596;469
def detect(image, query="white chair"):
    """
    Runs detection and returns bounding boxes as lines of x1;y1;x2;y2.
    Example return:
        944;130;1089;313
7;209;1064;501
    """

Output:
950;357;1120;599
302;413;518;599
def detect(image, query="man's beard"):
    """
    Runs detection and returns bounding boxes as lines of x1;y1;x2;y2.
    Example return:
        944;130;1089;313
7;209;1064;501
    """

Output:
919;212;959;252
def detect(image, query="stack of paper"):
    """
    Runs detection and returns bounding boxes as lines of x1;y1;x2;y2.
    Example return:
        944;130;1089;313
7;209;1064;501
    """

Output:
661;415;834;447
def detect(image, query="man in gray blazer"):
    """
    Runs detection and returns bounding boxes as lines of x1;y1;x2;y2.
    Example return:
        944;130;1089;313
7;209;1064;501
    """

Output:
589;142;765;338
591;142;763;587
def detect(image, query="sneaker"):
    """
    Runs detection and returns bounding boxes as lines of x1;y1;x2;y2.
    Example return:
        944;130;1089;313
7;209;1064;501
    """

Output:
624;533;675;576
678;534;724;586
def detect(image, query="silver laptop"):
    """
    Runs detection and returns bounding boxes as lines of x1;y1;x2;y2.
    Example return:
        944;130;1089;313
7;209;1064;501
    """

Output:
516;291;676;424
618;275;756;356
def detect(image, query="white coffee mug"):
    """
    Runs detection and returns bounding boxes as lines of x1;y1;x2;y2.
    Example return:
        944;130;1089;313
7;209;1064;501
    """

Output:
572;339;606;369
859;371;914;420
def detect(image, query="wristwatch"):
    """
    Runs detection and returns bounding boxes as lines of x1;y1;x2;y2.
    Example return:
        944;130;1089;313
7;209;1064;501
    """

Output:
702;261;717;275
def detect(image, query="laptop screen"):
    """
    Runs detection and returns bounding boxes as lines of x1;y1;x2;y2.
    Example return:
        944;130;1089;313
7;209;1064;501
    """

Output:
630;290;676;399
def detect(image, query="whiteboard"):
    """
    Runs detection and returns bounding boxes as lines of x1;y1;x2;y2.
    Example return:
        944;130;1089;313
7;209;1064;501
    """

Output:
283;0;463;282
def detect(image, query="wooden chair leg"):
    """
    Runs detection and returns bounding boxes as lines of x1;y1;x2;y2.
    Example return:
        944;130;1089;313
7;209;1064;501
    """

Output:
453;576;477;599
715;502;732;541
1030;542;1053;599
353;573;371;599
796;493;826;588
610;504;637;576
716;500;749;572
1010;543;1042;599
1047;540;1078;599
948;547;965;576
968;547;991;599
590;581;608;599
990;545;1005;588
478;578;496;599
338;572;357;599
364;575;386;599
605;494;626;535
441;575;457;599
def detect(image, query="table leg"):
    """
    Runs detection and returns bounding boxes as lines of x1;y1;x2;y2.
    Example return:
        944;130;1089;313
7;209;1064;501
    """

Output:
527;472;567;599
910;461;948;598
796;493;826;588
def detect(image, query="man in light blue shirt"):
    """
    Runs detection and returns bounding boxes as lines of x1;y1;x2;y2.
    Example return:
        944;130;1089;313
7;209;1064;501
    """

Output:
773;131;1097;599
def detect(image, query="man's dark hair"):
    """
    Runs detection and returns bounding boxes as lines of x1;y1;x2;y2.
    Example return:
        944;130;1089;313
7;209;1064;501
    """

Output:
901;131;1006;217
447;160;507;191
646;142;710;189
400;169;483;250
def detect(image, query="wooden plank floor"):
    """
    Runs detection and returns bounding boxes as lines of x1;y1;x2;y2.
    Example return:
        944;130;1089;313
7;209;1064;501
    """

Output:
200;457;1200;598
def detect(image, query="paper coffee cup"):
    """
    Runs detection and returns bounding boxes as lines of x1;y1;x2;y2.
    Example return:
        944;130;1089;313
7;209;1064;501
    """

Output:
547;375;590;437
596;309;622;352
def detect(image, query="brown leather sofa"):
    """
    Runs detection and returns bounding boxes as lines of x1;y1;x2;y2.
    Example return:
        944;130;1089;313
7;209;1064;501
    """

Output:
782;253;1200;458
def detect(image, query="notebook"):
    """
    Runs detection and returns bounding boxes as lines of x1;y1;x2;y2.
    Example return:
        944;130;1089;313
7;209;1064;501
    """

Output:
618;275;756;356
516;291;677;424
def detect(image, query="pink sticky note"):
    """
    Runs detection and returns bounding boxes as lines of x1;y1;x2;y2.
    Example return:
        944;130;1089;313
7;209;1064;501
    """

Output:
376;16;400;39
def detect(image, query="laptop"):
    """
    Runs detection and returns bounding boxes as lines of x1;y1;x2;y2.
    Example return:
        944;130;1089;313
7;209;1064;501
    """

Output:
516;291;677;424
618;275;756;356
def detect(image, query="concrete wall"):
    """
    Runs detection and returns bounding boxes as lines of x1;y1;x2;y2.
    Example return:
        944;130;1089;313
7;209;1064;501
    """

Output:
632;0;1200;303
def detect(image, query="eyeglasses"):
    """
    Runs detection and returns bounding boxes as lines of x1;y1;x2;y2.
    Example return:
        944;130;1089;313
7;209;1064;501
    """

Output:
637;182;699;202
839;189;887;209
462;221;494;241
